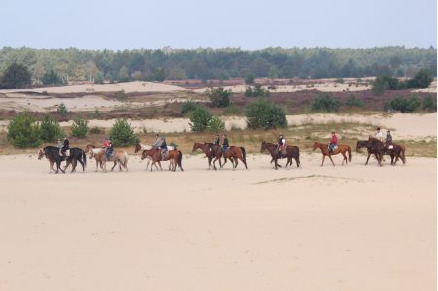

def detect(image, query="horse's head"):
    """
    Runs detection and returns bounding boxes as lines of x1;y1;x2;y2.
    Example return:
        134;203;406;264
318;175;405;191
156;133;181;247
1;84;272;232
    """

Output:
134;143;141;153
85;144;94;153
356;140;364;152
37;148;45;160
141;149;149;160
260;141;266;153
192;143;200;152
312;142;319;150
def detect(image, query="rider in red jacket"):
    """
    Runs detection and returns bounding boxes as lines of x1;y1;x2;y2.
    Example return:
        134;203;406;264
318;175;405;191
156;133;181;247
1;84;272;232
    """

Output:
329;131;338;153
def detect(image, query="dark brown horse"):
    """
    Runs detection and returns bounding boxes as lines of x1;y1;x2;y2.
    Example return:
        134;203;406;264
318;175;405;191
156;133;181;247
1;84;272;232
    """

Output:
260;141;300;170
141;148;183;172
38;146;87;173
313;142;352;166
356;138;405;166
192;142;223;170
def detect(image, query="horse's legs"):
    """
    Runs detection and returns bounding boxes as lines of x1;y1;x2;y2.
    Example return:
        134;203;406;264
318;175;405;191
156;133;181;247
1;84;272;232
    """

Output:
365;153;371;165
341;152;346;165
221;157;228;169
328;155;335;166
110;161;117;172
49;160;55;173
232;157;237;171
56;159;65;174
321;155;326;166
207;156;213;170
77;158;85;171
172;157;177;172
212;157;219;170
71;159;78;173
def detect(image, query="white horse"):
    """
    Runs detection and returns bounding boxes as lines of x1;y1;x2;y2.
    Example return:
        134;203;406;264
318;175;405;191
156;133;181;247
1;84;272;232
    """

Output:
85;144;129;172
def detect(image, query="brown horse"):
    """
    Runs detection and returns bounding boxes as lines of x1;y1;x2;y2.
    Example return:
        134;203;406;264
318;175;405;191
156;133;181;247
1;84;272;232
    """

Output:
192;142;223;170
85;144;129;172
220;146;248;170
141;148;183;172
313;142;352;166
260;141;300;170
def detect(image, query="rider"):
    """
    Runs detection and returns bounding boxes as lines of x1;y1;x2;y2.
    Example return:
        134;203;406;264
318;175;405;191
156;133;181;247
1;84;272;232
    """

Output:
278;133;286;156
222;134;229;154
60;136;69;158
103;138;114;158
384;130;393;154
154;133;168;160
56;138;62;149
329;131;338;154
375;127;384;143
213;133;220;145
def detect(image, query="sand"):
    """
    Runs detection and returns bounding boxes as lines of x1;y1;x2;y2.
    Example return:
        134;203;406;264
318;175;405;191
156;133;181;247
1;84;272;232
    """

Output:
0;152;436;291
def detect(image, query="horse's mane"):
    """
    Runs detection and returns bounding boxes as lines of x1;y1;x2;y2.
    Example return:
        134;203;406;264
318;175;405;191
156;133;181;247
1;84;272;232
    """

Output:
368;137;383;144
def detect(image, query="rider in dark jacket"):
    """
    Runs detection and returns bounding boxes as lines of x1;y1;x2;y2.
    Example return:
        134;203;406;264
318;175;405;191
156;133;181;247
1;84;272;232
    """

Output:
222;134;229;154
385;130;392;154
61;137;69;158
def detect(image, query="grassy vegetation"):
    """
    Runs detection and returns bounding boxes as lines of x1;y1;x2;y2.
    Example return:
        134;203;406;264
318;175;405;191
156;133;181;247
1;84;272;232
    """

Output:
1;122;435;158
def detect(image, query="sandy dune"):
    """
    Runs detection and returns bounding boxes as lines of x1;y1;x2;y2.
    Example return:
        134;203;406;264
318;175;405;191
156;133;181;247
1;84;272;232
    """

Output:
0;152;435;291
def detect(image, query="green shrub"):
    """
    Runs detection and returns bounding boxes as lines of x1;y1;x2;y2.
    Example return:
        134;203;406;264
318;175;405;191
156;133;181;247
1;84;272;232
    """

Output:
181;100;199;114
208;87;232;108
206;116;225;133
39;114;64;142
8;112;41;148
189;106;212;132
406;68;433;89
346;94;364;108
245;74;255;85
109;119;139;146
223;104;241;115
372;75;399;95
384;95;421;113
169;142;178;148
57;103;68;115
71;115;89;138
244;84;270;97
246;99;287;129
311;93;340;112
422;95;437;111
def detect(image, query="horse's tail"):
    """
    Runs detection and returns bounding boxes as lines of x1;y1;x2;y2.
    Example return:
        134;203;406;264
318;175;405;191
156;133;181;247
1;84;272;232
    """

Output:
400;145;406;164
177;150;184;171
348;145;352;162
240;147;248;169
295;146;301;168
82;151;87;169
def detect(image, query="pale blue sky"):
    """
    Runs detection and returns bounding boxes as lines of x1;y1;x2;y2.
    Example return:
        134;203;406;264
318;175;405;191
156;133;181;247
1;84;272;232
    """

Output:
1;0;436;50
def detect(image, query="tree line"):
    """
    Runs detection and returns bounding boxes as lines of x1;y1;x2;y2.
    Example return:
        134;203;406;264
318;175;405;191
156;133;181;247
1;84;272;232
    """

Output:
0;46;436;88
